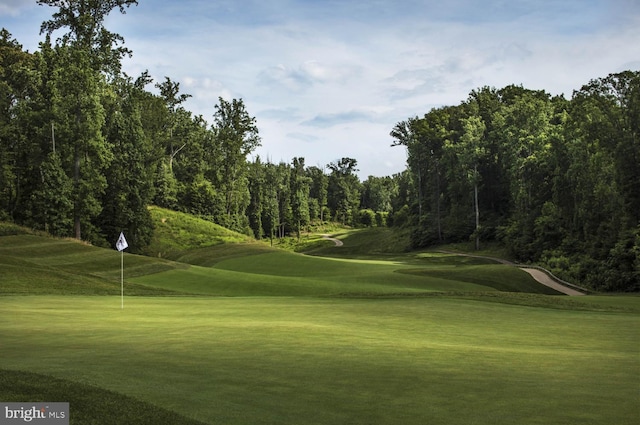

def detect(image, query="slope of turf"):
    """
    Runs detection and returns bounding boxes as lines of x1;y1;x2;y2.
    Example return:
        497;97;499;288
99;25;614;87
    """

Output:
143;206;258;260
0;296;637;425
302;227;412;257
0;234;185;295
399;264;562;294
172;241;277;267
0;369;208;425
131;257;491;296
1;225;556;296
132;249;559;296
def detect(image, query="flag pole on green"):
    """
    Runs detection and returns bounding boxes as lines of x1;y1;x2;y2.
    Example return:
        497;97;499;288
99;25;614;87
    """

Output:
116;232;128;309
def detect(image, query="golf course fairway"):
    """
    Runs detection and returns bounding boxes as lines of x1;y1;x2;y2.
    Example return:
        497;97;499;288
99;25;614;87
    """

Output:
1;294;638;425
0;225;638;424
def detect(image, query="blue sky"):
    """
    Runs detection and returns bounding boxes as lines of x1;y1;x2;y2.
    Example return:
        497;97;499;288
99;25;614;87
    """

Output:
1;0;639;177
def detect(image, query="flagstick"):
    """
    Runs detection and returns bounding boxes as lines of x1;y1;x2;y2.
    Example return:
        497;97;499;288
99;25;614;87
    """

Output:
116;232;128;310
120;250;123;309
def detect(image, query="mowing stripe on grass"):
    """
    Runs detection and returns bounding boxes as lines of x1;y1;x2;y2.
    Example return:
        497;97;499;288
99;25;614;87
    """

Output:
0;296;637;425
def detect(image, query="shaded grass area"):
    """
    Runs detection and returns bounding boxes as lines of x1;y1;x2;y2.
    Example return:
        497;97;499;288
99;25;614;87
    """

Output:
172;241;277;267
398;264;562;294
0;235;186;296
1;232;557;297
0;222;39;236
302;227;412;257
0;296;638;425
0;369;208;425
137;251;510;296
130;258;475;297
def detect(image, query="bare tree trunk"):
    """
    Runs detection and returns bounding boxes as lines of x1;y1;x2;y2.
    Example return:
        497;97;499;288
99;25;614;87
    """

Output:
474;165;480;251
74;151;81;240
435;162;442;241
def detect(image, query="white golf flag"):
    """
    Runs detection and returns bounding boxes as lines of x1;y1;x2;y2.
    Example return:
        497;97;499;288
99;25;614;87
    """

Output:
116;232;128;252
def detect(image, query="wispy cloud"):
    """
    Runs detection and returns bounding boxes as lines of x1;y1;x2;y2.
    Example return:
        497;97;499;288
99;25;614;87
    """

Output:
287;132;319;143
0;0;34;17
257;107;304;122
302;110;380;128
258;60;361;93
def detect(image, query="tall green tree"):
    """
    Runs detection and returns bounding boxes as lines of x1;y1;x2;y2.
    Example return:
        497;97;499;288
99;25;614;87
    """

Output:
361;176;394;213
155;77;191;173
456;111;487;250
307;166;328;221
38;0;137;241
276;162;293;237
28;151;74;235
38;0;137;76
247;157;265;238
327;158;361;225
560;71;640;290
493;90;555;258
98;75;157;250
261;161;281;244
211;97;261;232
391;117;424;219
46;43;111;241
290;157;311;239
392;106;459;245
0;30;36;221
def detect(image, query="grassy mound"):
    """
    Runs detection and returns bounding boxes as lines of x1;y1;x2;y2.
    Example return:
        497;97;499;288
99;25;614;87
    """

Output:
143;206;257;260
301;226;412;256
0;234;185;296
171;241;277;267
132;248;560;297
0;222;38;236
0;217;560;297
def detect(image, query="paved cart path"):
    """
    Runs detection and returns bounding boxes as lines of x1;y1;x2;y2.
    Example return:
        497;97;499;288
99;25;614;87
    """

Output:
438;251;587;296
321;234;344;246
519;268;586;296
319;240;586;296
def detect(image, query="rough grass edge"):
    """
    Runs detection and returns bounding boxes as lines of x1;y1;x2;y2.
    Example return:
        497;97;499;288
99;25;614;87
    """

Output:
0;368;208;425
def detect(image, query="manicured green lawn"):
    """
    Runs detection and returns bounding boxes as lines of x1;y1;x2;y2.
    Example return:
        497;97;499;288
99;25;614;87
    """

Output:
2;234;554;297
0;235;184;295
1;223;638;424
0;296;637;425
132;251;551;296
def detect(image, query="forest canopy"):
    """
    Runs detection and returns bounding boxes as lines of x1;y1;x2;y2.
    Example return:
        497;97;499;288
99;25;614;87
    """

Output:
0;0;638;291
390;73;640;292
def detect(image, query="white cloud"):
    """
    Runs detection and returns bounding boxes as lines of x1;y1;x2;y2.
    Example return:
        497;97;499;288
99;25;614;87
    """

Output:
287;132;319;143
302;110;380;128
258;107;304;122
0;0;33;16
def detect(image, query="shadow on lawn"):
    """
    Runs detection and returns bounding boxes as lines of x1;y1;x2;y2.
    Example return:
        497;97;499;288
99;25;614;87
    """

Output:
0;369;207;425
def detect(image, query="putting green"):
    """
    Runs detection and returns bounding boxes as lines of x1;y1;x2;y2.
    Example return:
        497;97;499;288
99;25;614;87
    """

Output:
1;296;637;425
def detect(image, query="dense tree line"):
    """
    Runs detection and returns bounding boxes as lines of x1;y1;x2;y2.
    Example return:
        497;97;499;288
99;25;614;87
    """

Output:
0;1;393;250
391;72;640;291
1;1;637;291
